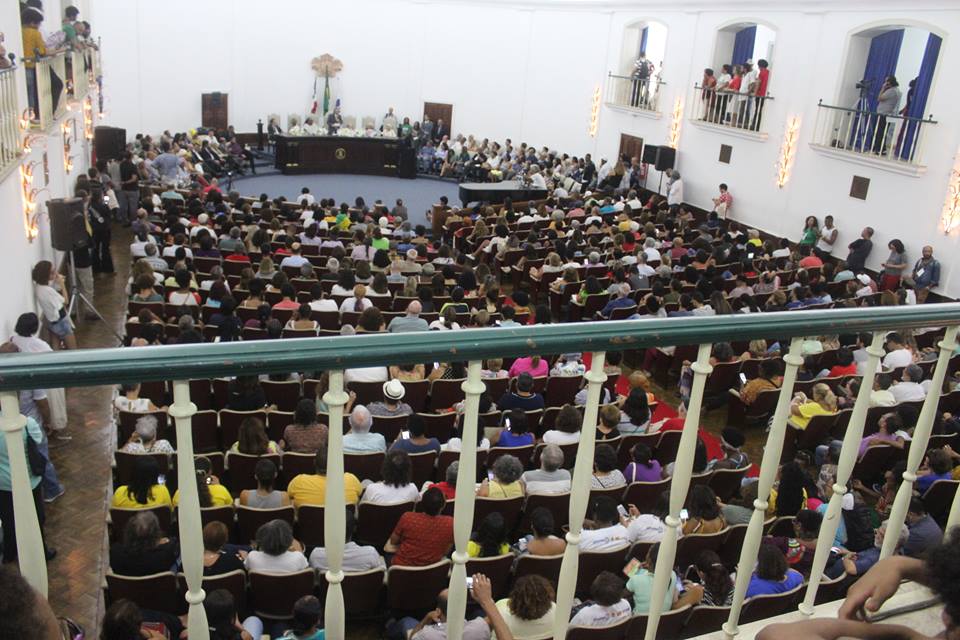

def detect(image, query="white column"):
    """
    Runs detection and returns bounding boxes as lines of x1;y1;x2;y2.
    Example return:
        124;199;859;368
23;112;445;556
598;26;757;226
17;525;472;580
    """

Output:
322;370;349;640
645;344;712;640
882;326;959;558
553;352;607;640
445;360;484;640
0;390;47;595
948;473;960;532
169;380;208;638
800;332;885;614
723;337;804;638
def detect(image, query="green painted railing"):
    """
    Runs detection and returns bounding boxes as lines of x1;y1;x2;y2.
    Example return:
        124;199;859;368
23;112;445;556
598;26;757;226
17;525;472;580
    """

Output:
2;305;959;390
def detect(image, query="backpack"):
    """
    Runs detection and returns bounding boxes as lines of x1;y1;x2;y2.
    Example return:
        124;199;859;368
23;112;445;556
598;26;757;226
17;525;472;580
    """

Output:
842;503;875;552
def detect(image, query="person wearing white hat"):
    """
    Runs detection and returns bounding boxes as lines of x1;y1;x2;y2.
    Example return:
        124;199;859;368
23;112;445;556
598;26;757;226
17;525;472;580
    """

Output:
368;379;413;418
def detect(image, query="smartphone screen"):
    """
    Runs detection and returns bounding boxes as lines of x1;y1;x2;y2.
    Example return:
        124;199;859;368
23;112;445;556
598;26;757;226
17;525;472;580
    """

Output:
487;471;495;481
739;373;747;384
680;508;689;521
617;504;628;518
157;474;166;486
466;577;474;589
400;430;410;439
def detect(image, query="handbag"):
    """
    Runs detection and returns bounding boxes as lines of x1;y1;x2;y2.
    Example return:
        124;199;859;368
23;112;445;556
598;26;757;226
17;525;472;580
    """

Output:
26;432;47;477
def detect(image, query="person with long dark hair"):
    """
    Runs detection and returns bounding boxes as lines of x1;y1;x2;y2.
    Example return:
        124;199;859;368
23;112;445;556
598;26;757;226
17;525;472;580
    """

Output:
683;485;726;535
746;544;803;597
618;387;651;434
772;461;808;517
204;589;263;640
468;512;509;558
361;449;419;504
695;549;734;605
109;511;177;576
111;456;171;508
281;595;324;640
173;456;232;507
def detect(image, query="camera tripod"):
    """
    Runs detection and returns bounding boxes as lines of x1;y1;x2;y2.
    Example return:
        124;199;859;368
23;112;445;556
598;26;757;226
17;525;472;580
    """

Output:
64;250;123;344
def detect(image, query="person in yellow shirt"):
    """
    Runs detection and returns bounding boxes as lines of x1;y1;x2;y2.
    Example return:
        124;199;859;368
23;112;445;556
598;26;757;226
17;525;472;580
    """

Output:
287;447;362;508
111;456;172;509
476;454;525;499
172;456;233;507
467;512;511;558
789;383;837;430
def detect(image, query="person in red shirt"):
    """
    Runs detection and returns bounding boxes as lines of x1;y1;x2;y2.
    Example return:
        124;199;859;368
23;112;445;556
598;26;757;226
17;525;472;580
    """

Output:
828;348;858;378
271;283;299;310
425;462;458;500
752;59;771;130
386;487;454;566
798;245;824;269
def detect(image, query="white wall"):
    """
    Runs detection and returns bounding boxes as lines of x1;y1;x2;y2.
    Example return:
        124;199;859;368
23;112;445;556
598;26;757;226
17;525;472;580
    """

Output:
754;24;777;64
895;27;932;87
0;0;97;337
598;5;960;297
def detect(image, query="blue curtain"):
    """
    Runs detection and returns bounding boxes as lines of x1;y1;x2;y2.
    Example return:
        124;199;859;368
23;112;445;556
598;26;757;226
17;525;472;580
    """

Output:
731;26;756;66
851;29;903;149
899;33;941;159
639;26;649;56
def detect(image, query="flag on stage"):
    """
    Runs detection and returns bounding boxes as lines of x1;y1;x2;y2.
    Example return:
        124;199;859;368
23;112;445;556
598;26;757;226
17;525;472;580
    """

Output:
323;75;331;115
310;76;318;114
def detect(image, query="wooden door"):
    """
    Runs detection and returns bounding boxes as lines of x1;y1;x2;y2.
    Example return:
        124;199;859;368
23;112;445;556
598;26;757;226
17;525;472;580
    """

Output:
201;93;229;131
618;133;644;162
423;102;453;134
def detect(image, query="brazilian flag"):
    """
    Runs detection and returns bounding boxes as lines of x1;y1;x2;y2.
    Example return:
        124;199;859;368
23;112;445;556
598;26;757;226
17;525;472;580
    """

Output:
323;75;331;115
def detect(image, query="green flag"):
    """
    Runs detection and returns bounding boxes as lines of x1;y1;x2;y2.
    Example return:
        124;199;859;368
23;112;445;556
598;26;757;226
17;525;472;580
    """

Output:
323;75;331;115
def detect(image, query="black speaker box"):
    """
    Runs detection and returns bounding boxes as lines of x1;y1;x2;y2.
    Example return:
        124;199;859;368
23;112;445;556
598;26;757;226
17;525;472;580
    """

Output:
641;144;658;165
655;146;676;171
94;126;126;161
48;198;89;252
397;147;416;179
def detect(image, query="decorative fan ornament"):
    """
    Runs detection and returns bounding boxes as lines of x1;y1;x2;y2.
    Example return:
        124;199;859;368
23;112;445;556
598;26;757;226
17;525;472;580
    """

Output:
311;54;343;78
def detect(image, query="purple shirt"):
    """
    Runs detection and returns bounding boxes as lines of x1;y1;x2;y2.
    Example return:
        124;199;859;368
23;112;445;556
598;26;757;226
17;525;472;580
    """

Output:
858;432;898;459
624;460;662;483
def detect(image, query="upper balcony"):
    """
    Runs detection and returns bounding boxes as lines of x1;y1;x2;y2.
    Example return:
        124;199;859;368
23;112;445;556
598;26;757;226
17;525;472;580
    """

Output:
0;67;22;178
604;73;665;117
690;84;775;141
27;51;68;131
809;100;937;177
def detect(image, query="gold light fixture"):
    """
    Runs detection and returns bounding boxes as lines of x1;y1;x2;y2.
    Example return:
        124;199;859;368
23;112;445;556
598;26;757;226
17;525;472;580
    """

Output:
589;86;601;137
83;96;94;140
776;116;802;188
667;97;683;149
62;120;77;173
940;148;960;235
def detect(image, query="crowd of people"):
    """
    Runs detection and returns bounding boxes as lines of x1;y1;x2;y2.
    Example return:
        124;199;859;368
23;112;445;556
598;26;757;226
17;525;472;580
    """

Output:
2;113;958;640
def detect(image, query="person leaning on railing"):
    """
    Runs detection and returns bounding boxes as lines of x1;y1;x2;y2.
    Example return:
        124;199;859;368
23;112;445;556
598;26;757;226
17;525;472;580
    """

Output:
758;527;960;640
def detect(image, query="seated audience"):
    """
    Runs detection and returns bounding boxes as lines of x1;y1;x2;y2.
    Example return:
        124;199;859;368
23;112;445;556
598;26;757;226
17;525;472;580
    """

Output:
361;449;420;504
385;487;454;566
231;417;280;455
627;543;704;614
309;509;385;573
204;589;263;640
842;519;910;577
521;445;571;494
468;512;510;557
580;496;631;551
111;456;172;509
495;574;557;639
244;519;308;573
287;448;363;507
496;410;536;447
281;398;329;453
542;404;581;445
368;379;414;417
120;415;174;454
478;454;525;498
109;511;178;576
172;456;232;506
200;521;245;575
746;544;804;597
343;405;387;452
497;372;546;412
391;414;441;455
683;485;726;535
624;443;662;482
239;458;290;508
525;507;567;555
591;443;627;489
569;571;632;627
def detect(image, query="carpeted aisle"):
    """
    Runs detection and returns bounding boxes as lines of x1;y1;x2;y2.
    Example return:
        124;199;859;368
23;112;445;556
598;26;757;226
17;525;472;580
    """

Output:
228;171;461;227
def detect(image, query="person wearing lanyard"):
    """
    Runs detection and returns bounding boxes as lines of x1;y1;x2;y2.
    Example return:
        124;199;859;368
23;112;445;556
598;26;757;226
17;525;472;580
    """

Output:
909;246;941;304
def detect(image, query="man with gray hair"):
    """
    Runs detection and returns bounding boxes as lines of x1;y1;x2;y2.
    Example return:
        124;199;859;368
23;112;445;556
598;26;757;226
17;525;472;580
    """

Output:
890;364;927;403
520;445;571;494
120;415;174;454
388;301;429;333
218;226;244;253
142;243;168;272
841;519;909;576
599;283;635;319
343;405;386;453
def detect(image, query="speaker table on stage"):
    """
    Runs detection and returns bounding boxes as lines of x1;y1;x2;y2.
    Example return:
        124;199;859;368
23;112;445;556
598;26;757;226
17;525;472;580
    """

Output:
48;197;89;252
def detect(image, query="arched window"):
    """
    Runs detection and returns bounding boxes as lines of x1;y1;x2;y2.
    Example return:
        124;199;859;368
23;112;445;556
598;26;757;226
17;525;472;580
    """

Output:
693;21;776;132
606;20;668;113
813;23;942;167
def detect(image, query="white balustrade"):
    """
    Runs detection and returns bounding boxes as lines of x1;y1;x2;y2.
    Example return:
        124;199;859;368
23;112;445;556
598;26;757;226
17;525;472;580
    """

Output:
723;337;804;638
70;50;88;99
169;381;209;637
445;361;484;640
800;332;885;613
811;102;934;168
606;74;661;113
645;344;712;640
0;390;48;595
0;68;20;175
881;326;959;558
553;351;608;640
692;85;772;132
321;371;349;640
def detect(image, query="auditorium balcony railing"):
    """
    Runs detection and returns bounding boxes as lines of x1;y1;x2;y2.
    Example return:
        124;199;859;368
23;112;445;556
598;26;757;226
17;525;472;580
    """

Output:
691;84;775;140
2;305;960;640
67;48;90;101
605;73;664;115
29;51;67;132
0;66;21;178
810;100;937;177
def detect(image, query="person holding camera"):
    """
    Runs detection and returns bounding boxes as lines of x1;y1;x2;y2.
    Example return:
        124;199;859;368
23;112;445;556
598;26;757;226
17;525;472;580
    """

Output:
873;75;901;154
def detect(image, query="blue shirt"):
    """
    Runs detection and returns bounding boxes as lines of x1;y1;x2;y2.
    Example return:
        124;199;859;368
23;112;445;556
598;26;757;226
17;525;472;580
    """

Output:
601;296;636;318
817;502;847;546
853;547;881;575
0;417;44;491
496;431;535;447
746;569;803;598
391;438;441;455
904;515;943;557
917;472;952;494
343;432;386;453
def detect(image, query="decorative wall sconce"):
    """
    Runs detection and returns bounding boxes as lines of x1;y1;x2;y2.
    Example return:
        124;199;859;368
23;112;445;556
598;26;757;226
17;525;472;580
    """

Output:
19;157;47;242
83;97;94;140
589;86;601;137
62;119;77;173
22;133;45;155
776;116;802;188
940;148;960;235
19;108;35;131
667;97;683;149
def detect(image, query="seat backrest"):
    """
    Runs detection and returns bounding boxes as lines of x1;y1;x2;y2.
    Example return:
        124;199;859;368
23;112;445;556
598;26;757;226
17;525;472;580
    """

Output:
408;450;439;487
114;451;171;486
418;412;458;443
741;583;803;623
219;410;267;451
355;501;416;549
718;524;749;568
281;452;316;486
675;530;727;571
249;569;317;619
178;570;247;614
565;617;630;640
680;605;730;638
429;378;467;411
236;505;295;545
626;604;692;639
623;479;672;514
923;479;959;523
110;506;172;542
474;496;524;535
575;545;630;597
316;568;386;615
465;553;514;600
519;492;571;534
106;571;179;614
343;451;386;482
294;504;326;547
226;452;281;492
708;467;748;502
371;414;408;442
387;559;451;612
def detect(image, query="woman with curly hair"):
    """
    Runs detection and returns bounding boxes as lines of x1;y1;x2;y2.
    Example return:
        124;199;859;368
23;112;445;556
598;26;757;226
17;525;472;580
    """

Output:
495;574;557;638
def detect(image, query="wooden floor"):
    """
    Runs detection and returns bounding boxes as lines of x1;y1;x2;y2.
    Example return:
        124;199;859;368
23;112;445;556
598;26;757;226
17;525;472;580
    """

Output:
37;225;758;639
